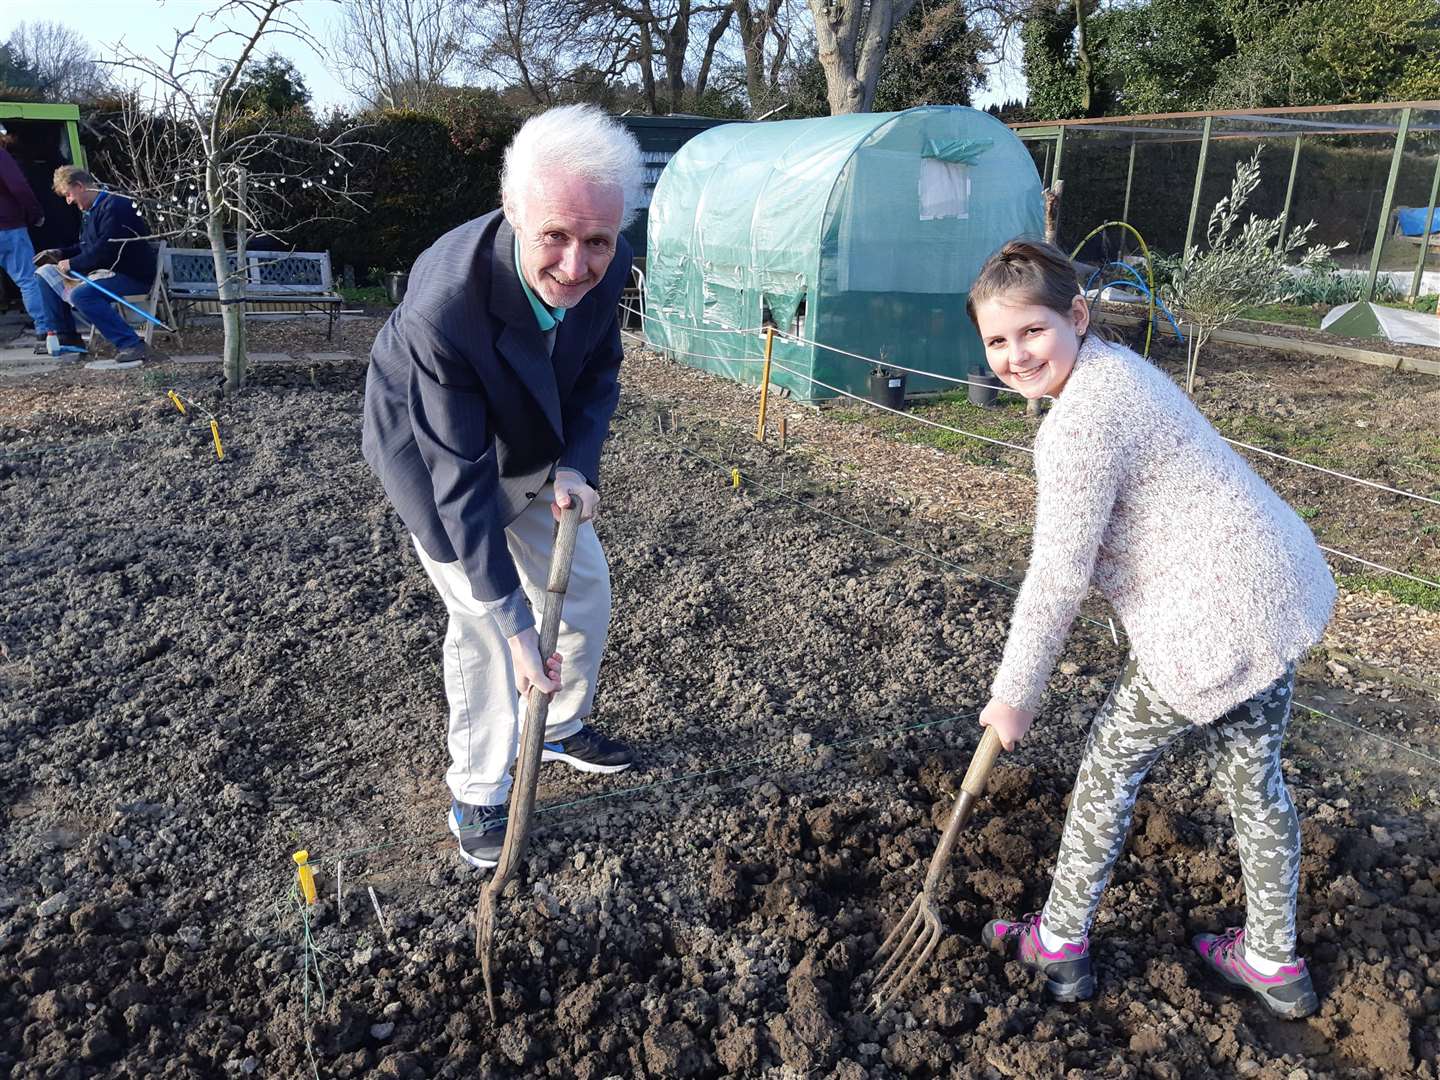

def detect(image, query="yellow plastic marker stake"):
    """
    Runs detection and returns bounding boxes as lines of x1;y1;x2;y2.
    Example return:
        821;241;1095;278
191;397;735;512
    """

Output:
210;419;224;461
731;467;741;489
167;390;186;415
293;850;317;904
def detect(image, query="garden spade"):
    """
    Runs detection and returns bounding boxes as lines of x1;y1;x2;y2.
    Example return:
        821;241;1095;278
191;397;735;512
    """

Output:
866;725;1005;1013
477;501;582;1021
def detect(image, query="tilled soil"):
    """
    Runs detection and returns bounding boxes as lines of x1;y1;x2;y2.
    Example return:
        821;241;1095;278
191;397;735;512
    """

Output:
2;340;1439;1080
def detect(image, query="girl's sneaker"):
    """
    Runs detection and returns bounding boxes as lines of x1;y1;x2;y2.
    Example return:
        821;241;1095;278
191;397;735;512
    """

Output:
982;912;1095;1001
1192;928;1319;1020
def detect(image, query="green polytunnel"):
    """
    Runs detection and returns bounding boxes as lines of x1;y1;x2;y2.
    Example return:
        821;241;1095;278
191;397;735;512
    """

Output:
642;106;1045;401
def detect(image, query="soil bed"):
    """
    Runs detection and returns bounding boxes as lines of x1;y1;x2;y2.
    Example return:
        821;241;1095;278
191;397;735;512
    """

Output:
1;327;1438;1079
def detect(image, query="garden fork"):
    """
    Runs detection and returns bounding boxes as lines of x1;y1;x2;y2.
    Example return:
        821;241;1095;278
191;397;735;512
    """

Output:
476;501;582;1021
867;725;1004;1014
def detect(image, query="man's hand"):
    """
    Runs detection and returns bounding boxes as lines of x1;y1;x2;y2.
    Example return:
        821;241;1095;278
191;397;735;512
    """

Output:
57;258;71;274
553;468;598;523
32;249;62;268
979;697;1035;751
506;627;562;697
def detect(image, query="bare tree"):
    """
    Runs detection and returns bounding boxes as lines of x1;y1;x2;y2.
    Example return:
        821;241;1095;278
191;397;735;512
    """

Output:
101;0;373;393
804;0;1024;114
331;0;465;110
6;20;111;102
463;0;633;106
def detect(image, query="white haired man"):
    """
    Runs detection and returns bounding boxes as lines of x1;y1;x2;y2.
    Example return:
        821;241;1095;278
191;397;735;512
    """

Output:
362;105;643;869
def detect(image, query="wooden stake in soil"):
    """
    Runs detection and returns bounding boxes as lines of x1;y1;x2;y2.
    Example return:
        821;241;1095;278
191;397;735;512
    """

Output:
477;503;582;1021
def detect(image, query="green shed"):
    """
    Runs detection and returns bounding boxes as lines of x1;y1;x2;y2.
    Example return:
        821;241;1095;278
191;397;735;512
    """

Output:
643;106;1044;401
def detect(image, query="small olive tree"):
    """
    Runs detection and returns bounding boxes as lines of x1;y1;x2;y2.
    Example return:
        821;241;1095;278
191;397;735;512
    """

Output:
1163;149;1340;393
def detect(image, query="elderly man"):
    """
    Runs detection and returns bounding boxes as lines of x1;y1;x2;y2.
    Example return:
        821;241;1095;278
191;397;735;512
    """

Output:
362;105;643;869
33;166;156;369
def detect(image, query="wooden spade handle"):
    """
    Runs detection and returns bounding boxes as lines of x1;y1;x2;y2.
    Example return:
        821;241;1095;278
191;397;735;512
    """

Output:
921;726;1005;893
961;726;1004;798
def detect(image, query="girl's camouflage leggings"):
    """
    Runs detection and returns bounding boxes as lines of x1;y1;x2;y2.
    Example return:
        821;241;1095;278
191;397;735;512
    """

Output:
1042;654;1301;962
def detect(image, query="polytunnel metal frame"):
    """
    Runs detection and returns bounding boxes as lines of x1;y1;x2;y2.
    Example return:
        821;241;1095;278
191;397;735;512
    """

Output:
1011;100;1440;301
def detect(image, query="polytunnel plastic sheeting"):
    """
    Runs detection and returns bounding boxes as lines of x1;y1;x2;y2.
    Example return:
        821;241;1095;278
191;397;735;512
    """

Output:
645;107;1044;400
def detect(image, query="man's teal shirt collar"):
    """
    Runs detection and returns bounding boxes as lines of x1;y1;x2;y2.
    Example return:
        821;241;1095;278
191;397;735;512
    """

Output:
513;233;565;332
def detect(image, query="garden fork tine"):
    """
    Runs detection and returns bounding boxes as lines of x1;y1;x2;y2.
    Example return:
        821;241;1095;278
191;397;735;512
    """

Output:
868;726;1004;1014
476;502;583;1022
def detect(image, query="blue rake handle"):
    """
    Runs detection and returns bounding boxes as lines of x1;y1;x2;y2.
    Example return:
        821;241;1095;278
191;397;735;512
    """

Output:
65;270;175;333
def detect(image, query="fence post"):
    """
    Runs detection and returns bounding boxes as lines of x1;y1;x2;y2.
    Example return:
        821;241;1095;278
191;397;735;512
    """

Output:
755;326;776;443
1121;136;1137;223
1277;135;1302;250
1409;146;1440;301
1184;116;1213;253
1367;106;1411;303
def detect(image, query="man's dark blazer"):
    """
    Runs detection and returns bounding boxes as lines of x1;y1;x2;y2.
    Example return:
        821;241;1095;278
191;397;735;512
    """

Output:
361;209;629;606
60;190;157;283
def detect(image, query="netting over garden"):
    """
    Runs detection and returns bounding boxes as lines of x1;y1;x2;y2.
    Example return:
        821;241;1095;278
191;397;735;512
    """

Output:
1013;101;1440;302
644;106;1044;401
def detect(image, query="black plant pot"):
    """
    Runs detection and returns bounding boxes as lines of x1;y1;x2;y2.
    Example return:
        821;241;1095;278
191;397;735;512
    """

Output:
867;371;906;411
967;370;1003;408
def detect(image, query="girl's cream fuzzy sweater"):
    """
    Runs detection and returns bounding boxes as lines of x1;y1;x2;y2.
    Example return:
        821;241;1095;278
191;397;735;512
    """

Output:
992;334;1336;724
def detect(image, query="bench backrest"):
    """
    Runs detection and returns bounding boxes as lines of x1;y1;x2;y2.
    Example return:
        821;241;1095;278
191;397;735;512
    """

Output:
163;247;336;296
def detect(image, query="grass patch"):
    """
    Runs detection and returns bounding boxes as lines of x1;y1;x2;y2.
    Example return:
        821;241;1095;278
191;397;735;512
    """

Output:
823;392;1037;467
1222;414;1351;470
1238;304;1323;328
1339;572;1440;612
338;285;392;306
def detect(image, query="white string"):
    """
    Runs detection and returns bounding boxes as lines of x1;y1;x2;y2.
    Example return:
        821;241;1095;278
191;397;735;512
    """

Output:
619;326;764;367
623;302;1440;511
1317;546;1440;591
1220;437;1440;510
623;302;1027;395
772;326;1029;397
762;355;1037;455
1295;703;1440;768
624;309;1440;588
670;431;1440;768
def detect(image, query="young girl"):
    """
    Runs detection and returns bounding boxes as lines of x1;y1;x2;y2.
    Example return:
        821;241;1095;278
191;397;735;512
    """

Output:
967;240;1334;1021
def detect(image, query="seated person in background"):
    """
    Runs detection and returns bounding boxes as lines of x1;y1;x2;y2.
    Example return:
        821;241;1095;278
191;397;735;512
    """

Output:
33;166;157;369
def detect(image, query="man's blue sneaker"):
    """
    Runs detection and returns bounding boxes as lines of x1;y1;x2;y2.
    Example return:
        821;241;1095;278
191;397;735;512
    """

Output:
449;799;507;869
542;724;634;774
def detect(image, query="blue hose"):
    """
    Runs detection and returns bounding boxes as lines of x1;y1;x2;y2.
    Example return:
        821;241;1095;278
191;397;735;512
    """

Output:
1085;261;1186;345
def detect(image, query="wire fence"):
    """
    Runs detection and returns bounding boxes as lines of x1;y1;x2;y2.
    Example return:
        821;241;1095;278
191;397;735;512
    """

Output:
620;308;1440;591
661;421;1440;770
622;302;1440;510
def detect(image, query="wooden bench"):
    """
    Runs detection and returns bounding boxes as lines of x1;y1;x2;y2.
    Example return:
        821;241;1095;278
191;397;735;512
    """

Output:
164;248;345;339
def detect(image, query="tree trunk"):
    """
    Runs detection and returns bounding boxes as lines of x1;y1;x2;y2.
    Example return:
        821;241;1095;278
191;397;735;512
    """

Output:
1073;0;1093;116
735;0;782;115
206;164;247;395
806;0;919;114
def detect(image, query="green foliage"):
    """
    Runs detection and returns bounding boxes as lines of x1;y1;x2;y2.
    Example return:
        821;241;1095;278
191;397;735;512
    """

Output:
1020;0;1440;119
1095;0;1234;113
1338;573;1440;612
1021;3;1086;119
0;42;44;100
296;99;522;274
874;0;988;112
1161;150;1341;391
220;54;312;116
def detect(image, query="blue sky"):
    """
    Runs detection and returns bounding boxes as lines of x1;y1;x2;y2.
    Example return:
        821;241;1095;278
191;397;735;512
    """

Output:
0;0;354;110
1;1;1022;113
